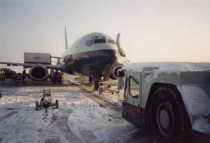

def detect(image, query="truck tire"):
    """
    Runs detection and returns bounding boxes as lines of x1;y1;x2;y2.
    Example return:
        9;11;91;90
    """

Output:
35;101;40;111
151;87;180;138
55;100;59;109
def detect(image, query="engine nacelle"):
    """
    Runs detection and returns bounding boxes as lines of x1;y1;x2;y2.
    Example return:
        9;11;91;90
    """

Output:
110;65;125;80
29;66;49;81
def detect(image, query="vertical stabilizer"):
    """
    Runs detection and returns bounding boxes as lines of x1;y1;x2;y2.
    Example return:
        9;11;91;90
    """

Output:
64;26;69;50
116;33;126;57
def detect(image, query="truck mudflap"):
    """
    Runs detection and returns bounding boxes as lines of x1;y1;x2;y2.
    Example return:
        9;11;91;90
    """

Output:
122;101;145;128
178;85;210;134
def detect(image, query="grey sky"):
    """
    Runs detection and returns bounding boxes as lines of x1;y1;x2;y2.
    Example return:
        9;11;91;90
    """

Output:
0;0;210;63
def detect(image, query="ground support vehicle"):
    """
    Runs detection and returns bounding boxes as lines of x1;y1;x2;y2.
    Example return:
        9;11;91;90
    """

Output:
0;72;5;81
0;68;16;80
35;90;59;112
50;71;63;84
121;63;210;138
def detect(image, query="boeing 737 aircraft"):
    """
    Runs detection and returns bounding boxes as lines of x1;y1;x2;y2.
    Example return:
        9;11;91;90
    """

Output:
0;28;126;89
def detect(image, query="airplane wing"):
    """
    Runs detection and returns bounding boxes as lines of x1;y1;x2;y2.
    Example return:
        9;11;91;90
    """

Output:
0;61;62;70
0;61;36;67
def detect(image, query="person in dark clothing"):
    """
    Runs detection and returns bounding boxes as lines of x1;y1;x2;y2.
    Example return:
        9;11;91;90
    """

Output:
22;69;27;84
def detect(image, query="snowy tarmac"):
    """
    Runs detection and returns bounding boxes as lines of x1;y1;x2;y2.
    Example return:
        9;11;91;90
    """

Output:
0;84;210;143
0;85;137;143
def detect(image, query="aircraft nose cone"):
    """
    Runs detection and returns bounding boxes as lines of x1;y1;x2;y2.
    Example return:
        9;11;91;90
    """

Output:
73;49;116;75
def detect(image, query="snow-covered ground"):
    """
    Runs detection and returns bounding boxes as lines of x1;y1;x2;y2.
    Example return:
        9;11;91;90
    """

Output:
68;93;136;143
0;85;137;143
0;84;210;143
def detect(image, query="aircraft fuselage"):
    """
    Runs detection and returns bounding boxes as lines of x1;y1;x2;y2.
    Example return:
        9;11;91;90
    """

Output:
62;33;121;81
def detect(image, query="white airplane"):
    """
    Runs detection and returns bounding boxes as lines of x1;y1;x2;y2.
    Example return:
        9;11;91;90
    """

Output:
0;28;126;88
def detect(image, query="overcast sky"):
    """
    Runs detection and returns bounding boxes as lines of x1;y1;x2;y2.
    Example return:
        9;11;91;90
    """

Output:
0;0;210;63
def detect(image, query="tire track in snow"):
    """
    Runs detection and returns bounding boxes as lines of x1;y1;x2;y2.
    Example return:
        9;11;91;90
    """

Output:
55;112;82;143
79;86;121;111
0;111;18;122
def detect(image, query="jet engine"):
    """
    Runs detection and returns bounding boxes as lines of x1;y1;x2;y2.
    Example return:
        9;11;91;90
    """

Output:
29;66;49;81
110;65;125;80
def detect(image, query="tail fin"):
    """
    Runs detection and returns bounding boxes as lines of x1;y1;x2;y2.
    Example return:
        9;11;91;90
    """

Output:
116;33;126;57
64;26;69;50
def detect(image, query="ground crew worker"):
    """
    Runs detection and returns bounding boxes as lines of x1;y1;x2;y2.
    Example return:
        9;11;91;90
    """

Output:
22;69;27;84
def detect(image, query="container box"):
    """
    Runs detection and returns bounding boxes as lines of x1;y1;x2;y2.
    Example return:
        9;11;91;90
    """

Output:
24;52;51;65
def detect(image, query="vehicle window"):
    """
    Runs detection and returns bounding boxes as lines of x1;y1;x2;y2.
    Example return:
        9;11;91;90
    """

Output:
129;76;139;98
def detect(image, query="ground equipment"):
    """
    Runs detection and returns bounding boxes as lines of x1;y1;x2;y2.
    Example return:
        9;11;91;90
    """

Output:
35;90;59;112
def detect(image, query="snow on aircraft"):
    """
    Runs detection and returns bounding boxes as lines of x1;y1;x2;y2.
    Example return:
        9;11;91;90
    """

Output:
0;27;127;89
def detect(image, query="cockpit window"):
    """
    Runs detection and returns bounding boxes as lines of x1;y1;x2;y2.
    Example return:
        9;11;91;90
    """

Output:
107;39;115;44
94;38;106;43
86;38;115;46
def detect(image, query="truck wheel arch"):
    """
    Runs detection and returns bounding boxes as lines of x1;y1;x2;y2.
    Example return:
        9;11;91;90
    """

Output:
145;83;192;134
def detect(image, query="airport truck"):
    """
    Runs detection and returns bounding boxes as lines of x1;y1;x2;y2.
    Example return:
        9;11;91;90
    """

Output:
121;62;210;138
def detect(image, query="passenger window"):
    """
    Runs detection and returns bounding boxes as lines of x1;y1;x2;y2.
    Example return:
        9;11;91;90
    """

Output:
129;76;139;98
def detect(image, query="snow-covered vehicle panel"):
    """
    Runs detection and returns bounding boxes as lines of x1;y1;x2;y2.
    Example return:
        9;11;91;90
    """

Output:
122;62;210;137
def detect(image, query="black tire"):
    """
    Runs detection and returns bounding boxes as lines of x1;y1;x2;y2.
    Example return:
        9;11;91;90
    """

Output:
55;100;59;109
151;87;180;138
1;75;5;81
94;81;99;90
35;101;39;111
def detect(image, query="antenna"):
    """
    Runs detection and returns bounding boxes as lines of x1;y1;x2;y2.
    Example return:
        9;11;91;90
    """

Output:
64;26;69;50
